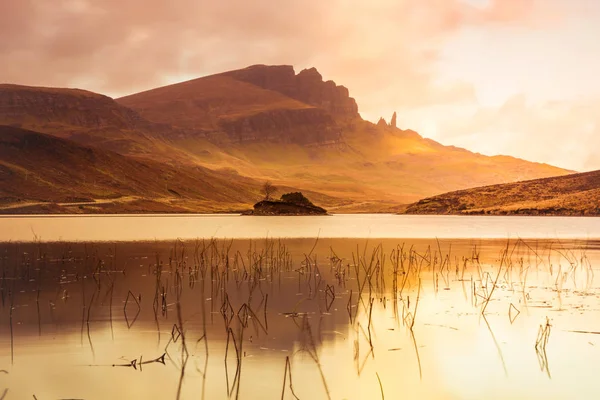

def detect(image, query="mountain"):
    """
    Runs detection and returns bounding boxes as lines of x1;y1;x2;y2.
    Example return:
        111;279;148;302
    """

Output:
117;65;571;208
0;125;338;213
0;65;575;213
404;170;600;216
221;65;359;119
117;65;357;145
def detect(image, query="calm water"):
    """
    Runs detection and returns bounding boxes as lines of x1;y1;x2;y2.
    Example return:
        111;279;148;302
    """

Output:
1;214;600;242
1;216;600;399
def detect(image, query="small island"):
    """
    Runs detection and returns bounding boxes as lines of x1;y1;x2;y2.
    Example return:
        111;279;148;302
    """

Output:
246;191;328;216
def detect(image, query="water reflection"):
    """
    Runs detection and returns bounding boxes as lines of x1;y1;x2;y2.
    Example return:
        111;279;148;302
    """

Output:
0;238;600;399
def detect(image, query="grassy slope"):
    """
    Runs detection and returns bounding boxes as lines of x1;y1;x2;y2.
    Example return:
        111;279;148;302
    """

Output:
169;121;569;207
0;125;341;214
404;170;600;216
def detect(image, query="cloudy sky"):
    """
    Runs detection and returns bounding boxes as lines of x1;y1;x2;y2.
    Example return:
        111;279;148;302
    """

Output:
2;0;599;171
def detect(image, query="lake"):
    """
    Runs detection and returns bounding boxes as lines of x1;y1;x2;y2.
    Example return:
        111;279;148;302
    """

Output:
1;215;600;399
1;214;600;242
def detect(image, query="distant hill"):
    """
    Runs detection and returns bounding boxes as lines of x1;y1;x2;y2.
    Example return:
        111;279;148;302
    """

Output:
0;83;196;164
405;170;600;216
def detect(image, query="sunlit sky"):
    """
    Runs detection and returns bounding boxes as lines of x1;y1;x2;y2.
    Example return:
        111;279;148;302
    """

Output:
2;0;599;171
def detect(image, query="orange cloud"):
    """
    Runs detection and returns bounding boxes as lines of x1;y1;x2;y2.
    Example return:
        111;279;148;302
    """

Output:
0;0;559;115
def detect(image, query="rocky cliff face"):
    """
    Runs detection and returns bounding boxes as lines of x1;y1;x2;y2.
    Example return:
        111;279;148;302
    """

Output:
224;65;360;120
218;107;340;144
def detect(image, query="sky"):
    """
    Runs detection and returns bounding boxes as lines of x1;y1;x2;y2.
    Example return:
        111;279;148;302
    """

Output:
1;0;600;171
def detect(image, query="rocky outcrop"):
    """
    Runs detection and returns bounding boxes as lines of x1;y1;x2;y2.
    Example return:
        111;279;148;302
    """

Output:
377;117;388;128
390;112;397;129
246;192;328;215
224;65;359;120
294;68;358;118
376;113;397;130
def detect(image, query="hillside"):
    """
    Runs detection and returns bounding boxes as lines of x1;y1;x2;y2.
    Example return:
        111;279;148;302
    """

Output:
0;84;195;164
0;125;342;213
404;170;600;216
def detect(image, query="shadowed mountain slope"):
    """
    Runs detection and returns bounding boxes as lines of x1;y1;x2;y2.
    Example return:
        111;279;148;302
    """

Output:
0;125;266;213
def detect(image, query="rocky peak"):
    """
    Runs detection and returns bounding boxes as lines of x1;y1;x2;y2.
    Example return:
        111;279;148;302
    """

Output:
296;67;323;83
224;65;360;120
377;117;388;128
390;112;397;129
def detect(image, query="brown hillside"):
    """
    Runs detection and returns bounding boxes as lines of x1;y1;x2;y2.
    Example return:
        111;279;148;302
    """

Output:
405;170;600;216
0;125;260;213
0;84;188;163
